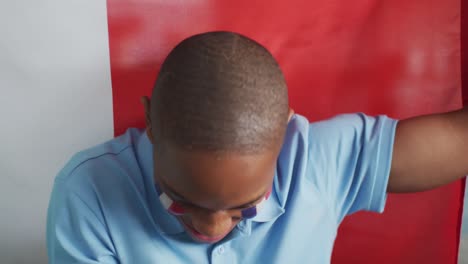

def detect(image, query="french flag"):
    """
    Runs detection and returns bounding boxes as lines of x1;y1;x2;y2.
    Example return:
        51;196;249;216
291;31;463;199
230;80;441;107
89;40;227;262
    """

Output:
1;0;467;263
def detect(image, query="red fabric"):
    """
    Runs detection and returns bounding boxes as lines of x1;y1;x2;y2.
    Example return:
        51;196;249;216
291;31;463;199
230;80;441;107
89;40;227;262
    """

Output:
463;0;468;105
459;0;468;261
107;1;463;263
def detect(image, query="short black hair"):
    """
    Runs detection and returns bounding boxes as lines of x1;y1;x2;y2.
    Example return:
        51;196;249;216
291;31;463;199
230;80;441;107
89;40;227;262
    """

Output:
151;31;289;154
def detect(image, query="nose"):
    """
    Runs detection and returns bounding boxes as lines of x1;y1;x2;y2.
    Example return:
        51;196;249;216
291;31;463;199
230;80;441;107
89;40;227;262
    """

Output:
190;210;234;238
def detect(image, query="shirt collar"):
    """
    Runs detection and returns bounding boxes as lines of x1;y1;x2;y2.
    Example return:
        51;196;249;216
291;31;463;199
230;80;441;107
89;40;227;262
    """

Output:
250;172;285;223
136;130;153;184
234;177;285;237
136;131;185;235
136;131;285;236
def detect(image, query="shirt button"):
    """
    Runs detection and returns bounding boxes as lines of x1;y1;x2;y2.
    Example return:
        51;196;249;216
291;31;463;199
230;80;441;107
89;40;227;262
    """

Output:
217;246;225;254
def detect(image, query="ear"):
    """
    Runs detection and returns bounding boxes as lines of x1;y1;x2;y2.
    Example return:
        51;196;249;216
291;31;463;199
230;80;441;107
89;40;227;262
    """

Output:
288;108;294;122
140;96;155;144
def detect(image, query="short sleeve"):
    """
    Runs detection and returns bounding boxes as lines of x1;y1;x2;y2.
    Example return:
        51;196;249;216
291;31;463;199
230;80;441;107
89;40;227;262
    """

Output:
46;178;118;264
307;113;398;223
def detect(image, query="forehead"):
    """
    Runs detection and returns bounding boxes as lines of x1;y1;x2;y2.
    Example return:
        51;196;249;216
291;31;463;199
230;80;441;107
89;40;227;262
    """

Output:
153;147;278;210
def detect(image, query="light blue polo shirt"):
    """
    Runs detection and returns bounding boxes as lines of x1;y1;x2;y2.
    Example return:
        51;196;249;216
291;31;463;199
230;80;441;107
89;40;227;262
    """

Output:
47;113;397;263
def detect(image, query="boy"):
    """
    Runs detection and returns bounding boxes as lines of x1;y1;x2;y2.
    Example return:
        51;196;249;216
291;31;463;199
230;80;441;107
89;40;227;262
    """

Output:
47;31;468;263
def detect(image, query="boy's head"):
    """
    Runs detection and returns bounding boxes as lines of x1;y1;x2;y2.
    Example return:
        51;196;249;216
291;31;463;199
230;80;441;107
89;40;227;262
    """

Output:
143;31;290;243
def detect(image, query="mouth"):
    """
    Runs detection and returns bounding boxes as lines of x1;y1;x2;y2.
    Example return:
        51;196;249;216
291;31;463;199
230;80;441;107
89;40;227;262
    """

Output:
180;220;230;243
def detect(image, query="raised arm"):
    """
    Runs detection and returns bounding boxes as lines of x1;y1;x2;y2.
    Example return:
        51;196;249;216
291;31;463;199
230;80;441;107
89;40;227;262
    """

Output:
388;108;468;193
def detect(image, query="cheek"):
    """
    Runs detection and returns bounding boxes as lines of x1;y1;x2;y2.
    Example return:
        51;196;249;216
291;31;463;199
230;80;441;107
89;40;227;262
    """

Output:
180;214;193;223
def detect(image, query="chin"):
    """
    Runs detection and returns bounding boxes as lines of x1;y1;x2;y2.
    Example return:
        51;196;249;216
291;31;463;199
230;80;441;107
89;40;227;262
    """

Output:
180;220;232;243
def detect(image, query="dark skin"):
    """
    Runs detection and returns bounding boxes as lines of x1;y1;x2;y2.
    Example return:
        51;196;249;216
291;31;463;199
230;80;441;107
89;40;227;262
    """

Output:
155;145;278;241
389;108;468;192
142;96;468;242
141;96;292;242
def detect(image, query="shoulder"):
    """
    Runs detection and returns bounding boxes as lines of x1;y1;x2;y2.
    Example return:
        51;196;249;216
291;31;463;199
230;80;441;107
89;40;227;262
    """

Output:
53;128;146;194
276;113;397;191
307;113;397;148
283;112;395;151
309;112;395;133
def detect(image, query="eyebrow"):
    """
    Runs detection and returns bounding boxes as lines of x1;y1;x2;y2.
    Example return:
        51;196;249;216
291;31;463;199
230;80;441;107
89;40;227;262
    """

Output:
162;182;267;210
